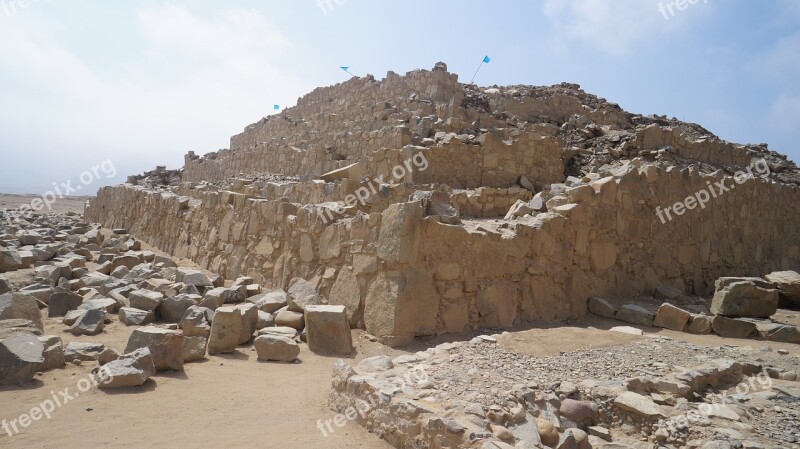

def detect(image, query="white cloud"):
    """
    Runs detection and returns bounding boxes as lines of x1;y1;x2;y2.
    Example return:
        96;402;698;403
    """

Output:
0;5;309;192
542;0;710;55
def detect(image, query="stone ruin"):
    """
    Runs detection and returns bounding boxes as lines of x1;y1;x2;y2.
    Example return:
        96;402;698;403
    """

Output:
3;62;799;449
86;62;800;346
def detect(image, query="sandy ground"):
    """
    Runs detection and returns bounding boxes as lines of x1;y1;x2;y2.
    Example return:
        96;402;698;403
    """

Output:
1;193;798;448
0;194;88;217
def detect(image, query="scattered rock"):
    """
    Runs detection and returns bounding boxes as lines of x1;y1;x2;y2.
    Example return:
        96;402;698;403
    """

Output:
305;305;353;355
711;277;778;318
97;347;155;389
254;334;299;362
0;332;43;385
124;326;184;371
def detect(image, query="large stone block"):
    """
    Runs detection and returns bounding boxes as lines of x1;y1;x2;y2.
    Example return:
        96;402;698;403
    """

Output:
653;303;691;331
305;305;353;355
588;297;616;318
377;202;423;264
0;292;43;330
327;267;361;325
364;269;438;346
254;335;299;362
765;270;800;308
68;309;106;336
124;326;184;371
287;279;322;312
37;335;65;371
98;347;156;389
180;305;212;338
711;316;757;339
710;278;778;318
476;281;519;328
615;304;654;327
246;289;287;313
207;306;243;355
0;332;44;385
48;291;83;317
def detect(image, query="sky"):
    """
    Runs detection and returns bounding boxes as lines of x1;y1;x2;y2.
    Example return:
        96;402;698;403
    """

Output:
0;0;798;194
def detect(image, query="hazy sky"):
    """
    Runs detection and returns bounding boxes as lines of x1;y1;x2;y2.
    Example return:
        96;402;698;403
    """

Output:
0;0;798;194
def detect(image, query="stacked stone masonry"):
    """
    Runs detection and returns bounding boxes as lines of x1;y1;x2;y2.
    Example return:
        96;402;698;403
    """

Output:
86;162;800;345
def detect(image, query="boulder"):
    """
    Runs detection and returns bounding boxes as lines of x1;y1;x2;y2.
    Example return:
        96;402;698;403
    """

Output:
0;332;44;385
536;417;559;447
587;297;616;318
559;399;595;424
0;278;9;295
364;269;439;346
246;289;288;313
615;304;654;327
256;311;274;330
254;335;299;362
182;336;207;363
129;289;164;312
119;307;155;326
710;277;778;318
653;303;691;331
711;316;757;339
304;305;353;355
178;269;213;288
124;326;184;371
68;309;106;336
37;335;65;371
63;310;84;326
97;347;155;389
256;326;299;339
64;342;111;363
274;310;304;331
287;279;322;312
0;250;22;272
764;270;800;308
79;297;117;314
0;292;43;330
180;305;212;338
613;391;665;418
160;294;196;323
686;314;713;335
756;322;800;343
0;319;42;338
111;254;141;271
234;303;258;345
207;306;243;355
47;292;83;317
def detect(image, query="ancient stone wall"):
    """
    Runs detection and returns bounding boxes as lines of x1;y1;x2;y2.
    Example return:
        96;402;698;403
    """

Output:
183;67;461;183
86;162;800;345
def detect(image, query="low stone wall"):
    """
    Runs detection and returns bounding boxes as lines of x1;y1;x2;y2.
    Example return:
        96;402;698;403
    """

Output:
86;163;800;345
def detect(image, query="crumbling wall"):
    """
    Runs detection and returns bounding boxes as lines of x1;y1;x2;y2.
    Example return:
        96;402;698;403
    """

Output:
183;67;461;183
86;163;800;345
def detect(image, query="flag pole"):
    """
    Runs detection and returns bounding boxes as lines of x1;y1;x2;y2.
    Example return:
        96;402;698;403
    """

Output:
470;60;484;84
341;66;356;78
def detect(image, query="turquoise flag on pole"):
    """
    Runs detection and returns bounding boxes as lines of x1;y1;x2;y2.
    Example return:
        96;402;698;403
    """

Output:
483;55;491;63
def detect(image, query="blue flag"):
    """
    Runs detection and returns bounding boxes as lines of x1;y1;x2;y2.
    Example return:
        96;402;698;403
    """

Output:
483;55;491;63
340;66;350;72
274;105;280;110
